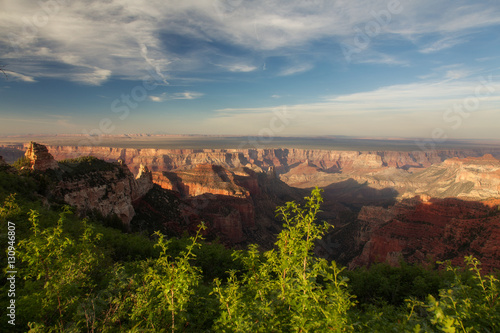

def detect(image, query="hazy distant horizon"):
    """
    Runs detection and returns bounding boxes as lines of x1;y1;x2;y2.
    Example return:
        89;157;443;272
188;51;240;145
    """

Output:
1;134;500;153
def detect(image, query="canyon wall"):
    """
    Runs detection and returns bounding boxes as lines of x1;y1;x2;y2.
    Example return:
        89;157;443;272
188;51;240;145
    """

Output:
2;144;500;176
4;145;494;173
349;197;500;273
21;142;154;227
55;162;154;227
5;142;500;266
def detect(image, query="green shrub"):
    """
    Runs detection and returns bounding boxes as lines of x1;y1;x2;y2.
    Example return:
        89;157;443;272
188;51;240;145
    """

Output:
213;188;355;332
12;156;31;170
59;156;118;176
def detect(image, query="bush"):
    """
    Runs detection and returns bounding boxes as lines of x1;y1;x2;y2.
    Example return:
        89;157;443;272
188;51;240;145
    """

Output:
59;156;118;176
12;156;31;170
346;261;451;306
2;187;499;332
213;188;355;332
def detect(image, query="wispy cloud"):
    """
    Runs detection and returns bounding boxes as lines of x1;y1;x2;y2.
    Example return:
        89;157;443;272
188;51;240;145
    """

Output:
4;71;37;82
1;0;500;85
210;72;500;138
355;52;410;66
419;36;467;54
149;91;204;102
0;114;77;128
444;69;470;80
279;63;313;76
418;64;473;81
226;64;258;72
173;91;204;100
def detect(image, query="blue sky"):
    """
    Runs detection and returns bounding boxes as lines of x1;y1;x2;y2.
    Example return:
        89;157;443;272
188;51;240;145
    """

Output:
1;0;500;139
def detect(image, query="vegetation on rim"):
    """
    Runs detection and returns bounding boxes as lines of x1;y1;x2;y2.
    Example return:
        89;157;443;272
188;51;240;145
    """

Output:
0;165;499;332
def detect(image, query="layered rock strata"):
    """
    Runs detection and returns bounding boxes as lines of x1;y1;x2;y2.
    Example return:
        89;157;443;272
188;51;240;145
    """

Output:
22;143;154;227
150;164;260;243
152;164;253;198
56;162;154;226
13;144;498;175
349;197;500;273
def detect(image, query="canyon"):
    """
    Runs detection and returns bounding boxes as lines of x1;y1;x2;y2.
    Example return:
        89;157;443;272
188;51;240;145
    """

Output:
2;143;500;175
348;197;500;273
2;142;500;270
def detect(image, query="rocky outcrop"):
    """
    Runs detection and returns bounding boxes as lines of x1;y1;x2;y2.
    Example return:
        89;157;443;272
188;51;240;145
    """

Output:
284;154;500;203
55;160;154;227
405;154;500;200
180;193;255;244
21;143;154;228
133;164;154;200
148;164;260;244
25;141;59;171
58;166;135;226
0;156;7;166
349;197;500;273
152;164;251;198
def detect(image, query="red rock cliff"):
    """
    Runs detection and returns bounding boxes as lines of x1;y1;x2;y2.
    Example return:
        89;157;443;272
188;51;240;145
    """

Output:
350;197;500;273
152;164;251;198
25;141;60;171
34;145;500;176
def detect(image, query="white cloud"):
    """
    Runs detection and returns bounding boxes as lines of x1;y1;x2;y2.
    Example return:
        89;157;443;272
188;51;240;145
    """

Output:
209;73;500;138
227;64;258;72
149;91;204;102
150;95;164;102
445;69;470;80
72;68;112;86
1;0;500;85
420;37;467;54
173;91;204;99
279;63;313;76
3;71;37;82
354;52;410;66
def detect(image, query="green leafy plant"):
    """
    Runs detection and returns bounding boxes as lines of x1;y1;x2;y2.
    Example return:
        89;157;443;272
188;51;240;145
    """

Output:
130;225;206;332
17;207;104;331
213;188;355;332
424;256;500;332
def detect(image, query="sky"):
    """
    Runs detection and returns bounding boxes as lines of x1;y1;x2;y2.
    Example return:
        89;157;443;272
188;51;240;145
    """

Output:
1;0;500;140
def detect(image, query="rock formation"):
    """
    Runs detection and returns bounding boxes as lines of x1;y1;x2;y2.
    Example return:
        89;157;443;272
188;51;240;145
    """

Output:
152;164;251;198
0;155;7;166
348;197;500;273
21;143;154;228
148;164;261;244
6;142;500;266
283;154;500;203
405;154;500;200
133;164;154;201
13;144;497;176
181;193;255;244
54;160;154;227
25;141;59;171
